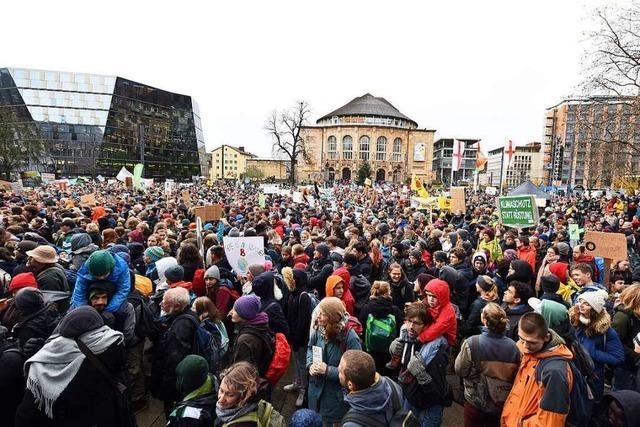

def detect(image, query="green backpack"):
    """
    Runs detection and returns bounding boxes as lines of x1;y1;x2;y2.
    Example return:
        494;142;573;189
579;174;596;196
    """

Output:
365;313;397;352
222;400;286;427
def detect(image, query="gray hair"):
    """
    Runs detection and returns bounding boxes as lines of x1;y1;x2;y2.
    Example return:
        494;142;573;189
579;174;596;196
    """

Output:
163;287;190;308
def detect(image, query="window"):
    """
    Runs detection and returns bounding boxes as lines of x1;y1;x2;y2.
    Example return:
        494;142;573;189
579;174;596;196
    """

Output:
393;138;402;162
343;135;353;160
359;135;370;161
376;136;386;161
328;135;337;160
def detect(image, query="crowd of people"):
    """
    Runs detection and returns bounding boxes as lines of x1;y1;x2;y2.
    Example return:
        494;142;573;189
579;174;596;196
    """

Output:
1;179;640;426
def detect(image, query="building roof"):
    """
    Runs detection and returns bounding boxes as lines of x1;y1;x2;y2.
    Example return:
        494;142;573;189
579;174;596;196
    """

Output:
212;145;258;157
317;93;417;127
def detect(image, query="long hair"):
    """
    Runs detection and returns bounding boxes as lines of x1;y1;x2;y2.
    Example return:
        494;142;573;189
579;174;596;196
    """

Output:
317;297;346;342
177;243;204;268
219;362;258;408
193;296;223;322
101;228;117;248
370;239;383;267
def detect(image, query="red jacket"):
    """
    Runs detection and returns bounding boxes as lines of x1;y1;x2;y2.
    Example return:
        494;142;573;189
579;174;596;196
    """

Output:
517;246;536;273
418;279;457;346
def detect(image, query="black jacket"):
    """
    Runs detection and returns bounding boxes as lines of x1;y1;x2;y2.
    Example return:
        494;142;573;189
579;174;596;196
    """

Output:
389;277;415;313
12;304;60;347
232;322;274;377
251;271;289;335
439;266;469;312
284;286;313;351
405;261;428;284
358;296;403;339
307;258;334;299
167;390;217;427
36;264;69;293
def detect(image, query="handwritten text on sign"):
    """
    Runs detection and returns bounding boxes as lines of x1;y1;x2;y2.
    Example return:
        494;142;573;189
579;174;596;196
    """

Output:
223;237;265;275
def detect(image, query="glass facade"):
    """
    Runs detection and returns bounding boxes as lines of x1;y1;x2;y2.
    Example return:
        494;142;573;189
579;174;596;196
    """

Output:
0;67;204;180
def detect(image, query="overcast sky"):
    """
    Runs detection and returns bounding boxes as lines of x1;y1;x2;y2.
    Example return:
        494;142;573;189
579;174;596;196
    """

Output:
2;0;619;156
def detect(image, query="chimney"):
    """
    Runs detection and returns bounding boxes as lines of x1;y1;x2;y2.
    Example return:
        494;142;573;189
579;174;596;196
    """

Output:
238;146;245;152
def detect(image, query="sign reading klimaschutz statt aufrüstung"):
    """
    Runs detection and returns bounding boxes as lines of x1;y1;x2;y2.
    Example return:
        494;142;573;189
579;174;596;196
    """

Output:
497;195;538;228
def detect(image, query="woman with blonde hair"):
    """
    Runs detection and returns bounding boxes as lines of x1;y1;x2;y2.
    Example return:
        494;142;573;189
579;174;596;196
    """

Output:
216;361;286;426
462;275;500;338
358;281;403;374
307;297;361;426
612;284;640;390
455;302;521;426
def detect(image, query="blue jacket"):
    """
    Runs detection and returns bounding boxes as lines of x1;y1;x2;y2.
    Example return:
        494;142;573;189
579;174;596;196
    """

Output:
71;253;131;312
306;327;362;422
343;375;408;427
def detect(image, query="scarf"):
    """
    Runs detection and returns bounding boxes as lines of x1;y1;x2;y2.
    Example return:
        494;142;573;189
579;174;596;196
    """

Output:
25;326;124;419
216;400;258;423
244;312;269;326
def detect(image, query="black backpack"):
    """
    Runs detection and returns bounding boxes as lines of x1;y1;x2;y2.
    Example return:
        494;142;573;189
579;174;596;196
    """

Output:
128;290;161;339
341;379;420;427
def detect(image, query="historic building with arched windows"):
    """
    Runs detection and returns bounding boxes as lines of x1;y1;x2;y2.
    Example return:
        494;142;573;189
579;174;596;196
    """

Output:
298;93;435;184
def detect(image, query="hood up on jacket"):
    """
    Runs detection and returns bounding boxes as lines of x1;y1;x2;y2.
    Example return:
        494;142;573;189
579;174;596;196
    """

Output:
507;259;534;284
252;271;275;300
155;257;178;283
601;390;640;427
344;375;398;420
425;279;451;314
326;275;344;298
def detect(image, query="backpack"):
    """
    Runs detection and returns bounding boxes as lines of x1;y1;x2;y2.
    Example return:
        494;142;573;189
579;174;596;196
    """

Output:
301;290;319;311
178;315;224;373
535;356;594;427
223;399;286;427
568;339;598;392
128;291;161;339
341;379;420;427
470;335;513;412
365;313;397;352
264;332;291;386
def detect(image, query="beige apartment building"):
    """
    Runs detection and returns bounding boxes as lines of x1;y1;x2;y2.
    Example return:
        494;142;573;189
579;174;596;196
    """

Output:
245;158;289;180
210;145;256;180
298;93;436;183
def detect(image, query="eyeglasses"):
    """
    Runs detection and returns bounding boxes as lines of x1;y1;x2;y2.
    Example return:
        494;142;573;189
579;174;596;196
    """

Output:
405;319;425;327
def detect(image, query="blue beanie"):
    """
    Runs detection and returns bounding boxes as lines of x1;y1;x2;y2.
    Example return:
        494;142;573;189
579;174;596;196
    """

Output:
290;409;323;427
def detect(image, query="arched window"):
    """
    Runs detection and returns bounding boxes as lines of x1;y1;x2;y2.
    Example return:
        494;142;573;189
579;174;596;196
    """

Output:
393;138;402;162
342;135;353;160
328;136;337;160
376;136;387;161
359;135;370;161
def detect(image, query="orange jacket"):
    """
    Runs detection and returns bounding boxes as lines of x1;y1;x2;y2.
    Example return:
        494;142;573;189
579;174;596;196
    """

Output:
517;246;536;273
501;331;573;427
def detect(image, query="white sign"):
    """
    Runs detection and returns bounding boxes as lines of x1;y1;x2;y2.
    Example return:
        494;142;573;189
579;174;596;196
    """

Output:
223;237;265;275
96;175;105;183
41;173;55;184
485;187;498;196
11;181;24;195
292;191;304;203
259;184;279;194
414;142;426;161
164;180;174;194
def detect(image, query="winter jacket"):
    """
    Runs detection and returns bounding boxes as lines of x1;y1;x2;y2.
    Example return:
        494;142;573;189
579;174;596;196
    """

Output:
307;258;334;299
342;375;408;427
12;304;60;347
167;378;217;427
284;280;313;350
231;321;275;377
356;255;374;282
454;329;520;414
405;260;428;284
501;330;574;427
612;304;640;369
333;267;356;315
589;390;640;427
418;279;457;346
15;342;128;427
451;258;475;287
503;303;532;341
477;238;502;262
506;259;534;286
151;307;199;402
569;306;624;401
35;263;70;293
306;327;362;422
252;271;289;335
68;233;99;271
71;253;131;312
439;265;469;312
358;296;403;340
517;246;536;273
461;297;498;338
326;274;355;316
349;272;372;316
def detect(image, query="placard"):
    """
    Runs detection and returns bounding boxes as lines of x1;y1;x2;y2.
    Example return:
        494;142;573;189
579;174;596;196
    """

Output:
583;230;628;261
194;204;223;222
182;190;192;205
292;191;303;203
41;173;56;184
258;193;266;208
485;187;498;196
569;224;583;241
497;195;538;228
223;236;265;275
259;184;279;194
437;197;451;211
450;187;466;213
10;181;23;195
0;180;12;190
80;193;96;205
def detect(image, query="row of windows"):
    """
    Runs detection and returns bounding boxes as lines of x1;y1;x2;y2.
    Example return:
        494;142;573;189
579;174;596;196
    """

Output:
327;135;403;161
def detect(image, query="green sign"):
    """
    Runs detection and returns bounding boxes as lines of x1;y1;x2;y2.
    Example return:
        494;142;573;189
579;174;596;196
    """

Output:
569;223;583;241
497;195;539;228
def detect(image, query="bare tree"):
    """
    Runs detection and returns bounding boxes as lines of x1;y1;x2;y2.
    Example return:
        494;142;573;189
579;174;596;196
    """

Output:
266;101;312;185
0;108;46;181
576;3;640;186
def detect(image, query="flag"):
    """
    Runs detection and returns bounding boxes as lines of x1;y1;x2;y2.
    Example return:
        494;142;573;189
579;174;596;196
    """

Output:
452;139;463;172
133;163;144;189
411;174;429;198
476;141;488;170
506;139;515;168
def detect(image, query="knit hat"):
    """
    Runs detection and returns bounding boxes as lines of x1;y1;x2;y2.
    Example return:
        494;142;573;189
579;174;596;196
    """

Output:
540;275;561;293
204;265;220;280
144;246;165;262
290;409;323;427
503;249;518;261
577;289;609;314
409;249;422;260
15;287;44;315
9;272;38;293
88;280;116;300
472;251;487;266
529;298;568;328
165;265;185;283
26;246;58;264
315;243;330;259
175;354;209;396
233;294;262;320
476;275;495;292
58;306;105;338
128;230;144;244
556;242;570;257
86;250;116;278
317;296;346;324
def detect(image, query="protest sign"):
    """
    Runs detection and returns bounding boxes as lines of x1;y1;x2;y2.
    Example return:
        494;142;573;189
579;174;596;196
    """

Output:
497;195;538;228
437;197;451;211
80;193;96;205
258;193;266;208
583;231;628;261
194;204;223;222
485;187;498;196
223;236;265;275
11;181;23;195
364;178;372;187
164;180;174;195
411;196;437;210
182;190;192;205
450;187;466;213
569;224;583;241
41;173;56;184
292;191;303;203
259;184;279;194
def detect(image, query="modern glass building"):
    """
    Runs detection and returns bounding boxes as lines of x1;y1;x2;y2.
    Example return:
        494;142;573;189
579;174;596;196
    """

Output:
0;67;206;180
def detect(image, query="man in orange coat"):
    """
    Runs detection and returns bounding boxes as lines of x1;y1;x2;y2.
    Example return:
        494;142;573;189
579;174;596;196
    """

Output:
501;312;573;427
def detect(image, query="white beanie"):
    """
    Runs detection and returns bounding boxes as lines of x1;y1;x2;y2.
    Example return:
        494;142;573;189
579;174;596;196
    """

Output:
577;289;609;314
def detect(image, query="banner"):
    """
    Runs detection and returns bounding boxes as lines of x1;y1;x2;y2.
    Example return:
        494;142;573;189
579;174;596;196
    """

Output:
223;236;265;275
497;195;538;228
485;187;498;196
133;163;144;189
116;167;134;182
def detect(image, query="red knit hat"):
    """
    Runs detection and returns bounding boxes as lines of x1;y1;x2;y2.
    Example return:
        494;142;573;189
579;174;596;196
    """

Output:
9;272;38;293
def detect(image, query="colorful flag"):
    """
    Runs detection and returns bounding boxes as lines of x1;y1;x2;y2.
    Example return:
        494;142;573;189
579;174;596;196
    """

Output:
452;139;463;172
133;163;144;189
411;174;429;198
476;140;487;170
506;139;515;168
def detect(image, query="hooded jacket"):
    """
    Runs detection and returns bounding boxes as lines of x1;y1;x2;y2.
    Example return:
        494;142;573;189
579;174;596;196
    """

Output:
251;271;288;335
71;253;131;312
612;304;640;369
307;256;334;299
418;279;457;346
358;296;403;339
326;274;355;316
284;269;313;350
233;317;275;377
517;245;536;273
591;390;640;427
507;259;534;285
69;233;99;271
439;265;469;312
501;330;574;427
343;375;407;427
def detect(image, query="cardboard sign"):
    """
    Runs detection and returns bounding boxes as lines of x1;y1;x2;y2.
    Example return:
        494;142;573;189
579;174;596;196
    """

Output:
223;236;265;275
182;190;192;205
80;193;96;205
583;231;628;261
497;195;538;228
450;187;466;213
194;204;223;222
0;180;12;190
